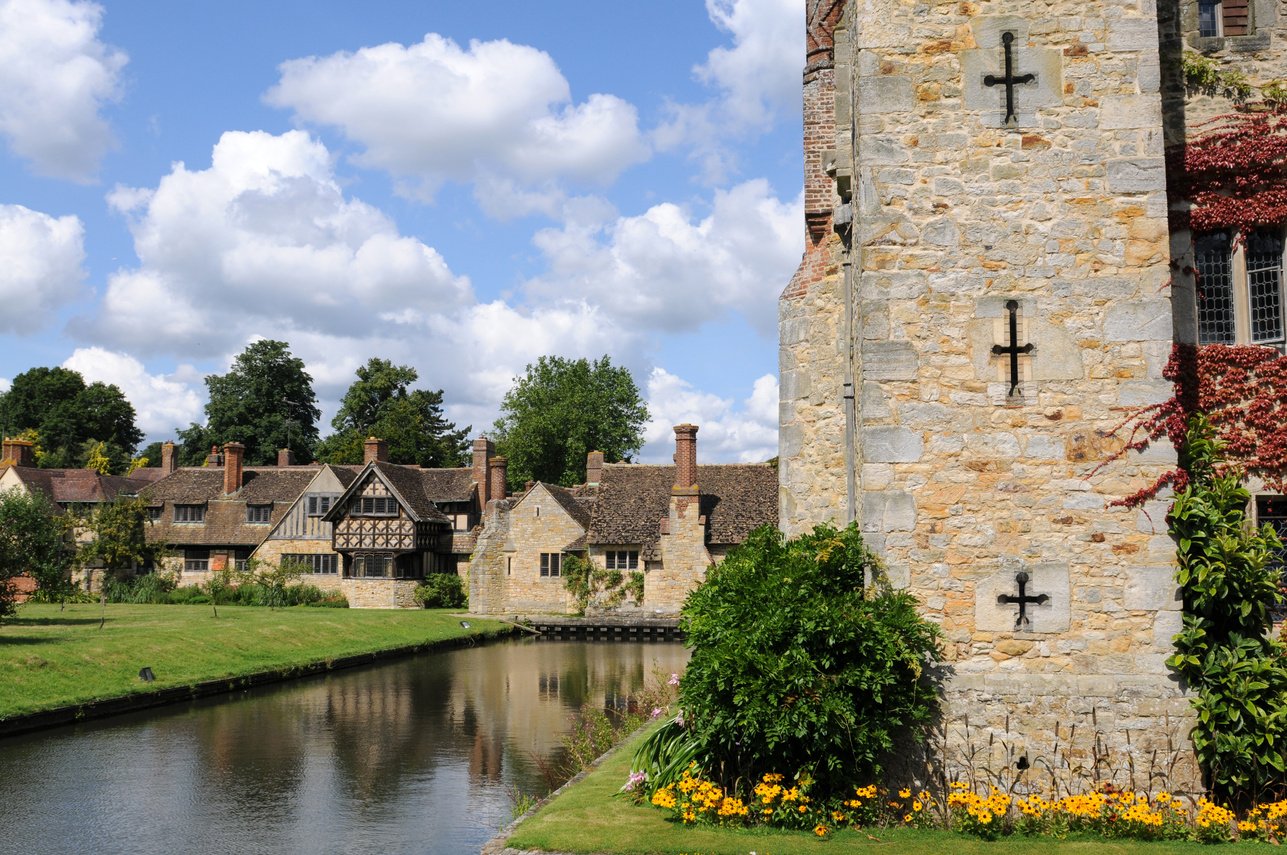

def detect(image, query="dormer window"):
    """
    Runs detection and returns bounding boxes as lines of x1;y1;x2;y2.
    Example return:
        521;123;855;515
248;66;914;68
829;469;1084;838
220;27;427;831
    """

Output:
306;494;336;516
246;504;272;524
174;504;205;523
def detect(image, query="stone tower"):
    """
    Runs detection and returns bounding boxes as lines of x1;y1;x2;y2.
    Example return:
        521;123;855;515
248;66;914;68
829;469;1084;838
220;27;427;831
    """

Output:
773;0;1287;786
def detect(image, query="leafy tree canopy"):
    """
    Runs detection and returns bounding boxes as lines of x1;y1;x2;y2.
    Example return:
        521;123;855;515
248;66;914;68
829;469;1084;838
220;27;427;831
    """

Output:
79;497;163;579
492;355;648;488
0;367;143;472
178;340;320;466
0;488;74;619
315;358;469;467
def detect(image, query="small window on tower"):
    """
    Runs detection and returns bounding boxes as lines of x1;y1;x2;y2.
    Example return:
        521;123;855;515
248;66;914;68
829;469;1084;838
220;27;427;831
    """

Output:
1198;0;1222;37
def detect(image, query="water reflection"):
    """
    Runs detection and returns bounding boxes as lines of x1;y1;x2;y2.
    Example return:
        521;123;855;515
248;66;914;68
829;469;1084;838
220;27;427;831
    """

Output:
0;639;689;855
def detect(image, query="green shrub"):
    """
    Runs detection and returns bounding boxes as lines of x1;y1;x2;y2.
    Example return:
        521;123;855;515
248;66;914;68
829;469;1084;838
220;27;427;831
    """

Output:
414;573;467;609
1167;415;1287;804
304;591;349;608
677;523;943;796
104;571;178;604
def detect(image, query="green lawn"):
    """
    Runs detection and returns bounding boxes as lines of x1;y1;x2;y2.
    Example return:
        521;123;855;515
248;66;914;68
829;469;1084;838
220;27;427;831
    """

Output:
0;603;509;719
506;729;1268;855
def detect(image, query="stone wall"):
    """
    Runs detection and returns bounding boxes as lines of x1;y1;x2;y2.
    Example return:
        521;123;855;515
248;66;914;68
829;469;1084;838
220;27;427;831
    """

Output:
781;0;1202;788
647;494;715;614
344;578;419;609
468;487;580;615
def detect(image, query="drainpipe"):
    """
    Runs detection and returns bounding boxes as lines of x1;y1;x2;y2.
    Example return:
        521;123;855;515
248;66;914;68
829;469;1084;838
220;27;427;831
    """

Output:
840;218;857;525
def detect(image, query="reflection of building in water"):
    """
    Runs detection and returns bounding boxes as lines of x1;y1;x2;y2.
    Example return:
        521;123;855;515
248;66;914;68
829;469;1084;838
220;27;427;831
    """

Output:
446;641;692;771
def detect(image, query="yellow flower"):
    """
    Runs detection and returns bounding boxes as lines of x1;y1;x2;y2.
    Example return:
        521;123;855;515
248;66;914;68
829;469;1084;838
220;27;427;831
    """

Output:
913;800;923;812
814;823;828;838
903;813;913;823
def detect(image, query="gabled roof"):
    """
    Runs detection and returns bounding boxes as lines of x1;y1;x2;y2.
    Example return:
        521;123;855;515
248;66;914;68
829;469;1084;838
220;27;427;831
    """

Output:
5;466;152;506
586;463;778;555
415;467;476;504
545;483;594;528
322;461;451;524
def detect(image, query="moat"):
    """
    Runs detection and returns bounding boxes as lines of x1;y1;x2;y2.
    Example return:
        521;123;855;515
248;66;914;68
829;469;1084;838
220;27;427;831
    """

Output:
0;639;689;855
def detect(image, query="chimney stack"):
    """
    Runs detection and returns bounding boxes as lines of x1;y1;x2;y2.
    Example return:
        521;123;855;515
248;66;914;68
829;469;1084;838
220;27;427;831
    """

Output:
277;448;295;467
472;436;494;506
586;450;604;486
223;442;245;495
1;438;35;468
488;456;508;505
364;437;388;465
206;444;221;466
673;424;699;494
161;441;178;474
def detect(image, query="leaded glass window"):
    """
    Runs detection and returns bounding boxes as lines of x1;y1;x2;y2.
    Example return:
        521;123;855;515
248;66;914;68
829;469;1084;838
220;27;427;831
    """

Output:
1247;230;1285;345
1196;231;1236;344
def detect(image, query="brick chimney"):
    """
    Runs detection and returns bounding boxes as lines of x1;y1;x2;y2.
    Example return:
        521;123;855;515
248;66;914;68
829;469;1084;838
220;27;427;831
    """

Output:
277;448;295;467
1;438;35;467
206;444;221;466
223;442;245;495
488;455;508;505
472;436;494;506
161;441;178;474
586;450;604;486
673;424;699;495
364;436;388;465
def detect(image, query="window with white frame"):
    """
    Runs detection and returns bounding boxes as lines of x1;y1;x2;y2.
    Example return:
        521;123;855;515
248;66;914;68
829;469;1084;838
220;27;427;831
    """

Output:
1195;229;1286;352
1196;0;1251;37
604;550;639;571
540;552;561;577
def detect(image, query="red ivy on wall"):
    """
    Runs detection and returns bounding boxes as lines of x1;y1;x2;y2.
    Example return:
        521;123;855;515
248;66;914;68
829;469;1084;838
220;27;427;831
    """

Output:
1179;113;1287;234
1116;343;1287;506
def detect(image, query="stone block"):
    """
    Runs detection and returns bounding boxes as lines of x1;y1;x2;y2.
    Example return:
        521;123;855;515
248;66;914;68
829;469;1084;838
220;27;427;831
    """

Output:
1100;95;1163;130
1124;565;1180;610
976;562;1072;633
960;47;1063;128
863;426;924;462
1106;18;1159;52
861;490;916;532
862;340;918;380
1103;299;1172;341
1106;158;1166;193
861;382;892;418
857;75;915;114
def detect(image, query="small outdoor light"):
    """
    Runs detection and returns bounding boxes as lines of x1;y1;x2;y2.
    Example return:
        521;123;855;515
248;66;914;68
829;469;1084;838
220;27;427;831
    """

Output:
138;667;155;683
459;620;471;629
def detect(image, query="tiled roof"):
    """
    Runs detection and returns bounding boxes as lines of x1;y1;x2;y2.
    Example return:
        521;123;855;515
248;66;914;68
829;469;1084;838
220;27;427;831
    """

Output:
416;467;476;503
544;483;594;528
586;463;778;555
367;462;451;523
140;465;321;548
8;467;152;506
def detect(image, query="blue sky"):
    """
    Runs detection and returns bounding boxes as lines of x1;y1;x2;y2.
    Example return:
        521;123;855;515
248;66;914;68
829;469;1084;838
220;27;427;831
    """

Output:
0;0;803;464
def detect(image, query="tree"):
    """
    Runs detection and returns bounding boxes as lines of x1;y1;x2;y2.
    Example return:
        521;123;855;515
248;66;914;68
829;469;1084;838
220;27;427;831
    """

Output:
492;355;648;487
79;497;162;583
0;488;73;619
0;367;143;472
315;358;469;467
178;340;320;466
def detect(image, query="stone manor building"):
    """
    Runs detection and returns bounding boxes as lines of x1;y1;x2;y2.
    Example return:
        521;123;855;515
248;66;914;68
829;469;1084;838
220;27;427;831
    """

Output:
780;0;1287;786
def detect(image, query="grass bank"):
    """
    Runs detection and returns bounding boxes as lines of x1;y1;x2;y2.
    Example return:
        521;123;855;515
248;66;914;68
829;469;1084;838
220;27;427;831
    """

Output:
0;603;510;723
502;729;1267;855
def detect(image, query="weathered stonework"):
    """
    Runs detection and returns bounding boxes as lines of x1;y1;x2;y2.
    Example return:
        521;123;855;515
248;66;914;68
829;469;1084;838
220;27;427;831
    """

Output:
778;0;1228;789
470;484;583;615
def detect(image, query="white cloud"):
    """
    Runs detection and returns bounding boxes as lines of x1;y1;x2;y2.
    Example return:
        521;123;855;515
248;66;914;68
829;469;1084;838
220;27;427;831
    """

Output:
655;0;802;177
0;204;86;331
0;377;10;392
265;34;650;202
697;0;802;129
62;347;202;437
79;129;472;356
525;180;800;336
642;367;778;463
0;0;126;180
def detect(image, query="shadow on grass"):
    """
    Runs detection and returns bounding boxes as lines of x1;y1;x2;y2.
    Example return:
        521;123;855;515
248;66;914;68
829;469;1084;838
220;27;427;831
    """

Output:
6;615;105;627
0;635;56;645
